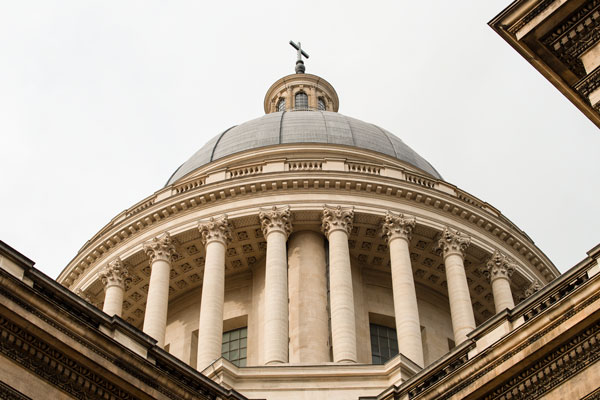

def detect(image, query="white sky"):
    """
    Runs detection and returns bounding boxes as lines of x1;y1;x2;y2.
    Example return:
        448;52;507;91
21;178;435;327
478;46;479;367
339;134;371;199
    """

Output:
1;1;598;279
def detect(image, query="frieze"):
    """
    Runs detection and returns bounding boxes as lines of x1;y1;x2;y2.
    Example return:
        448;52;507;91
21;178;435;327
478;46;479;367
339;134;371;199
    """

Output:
508;0;555;34
397;278;600;399
62;171;557;289
481;320;600;400
542;0;600;78
0;315;136;400
0;382;31;400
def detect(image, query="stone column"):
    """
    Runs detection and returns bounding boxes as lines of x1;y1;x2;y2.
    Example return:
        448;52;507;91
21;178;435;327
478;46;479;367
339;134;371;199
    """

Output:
259;206;293;365
322;205;357;363
288;231;330;363
438;227;475;345
485;251;516;313
99;257;130;317
286;87;293;111
142;233;177;347
381;212;424;367
196;216;232;371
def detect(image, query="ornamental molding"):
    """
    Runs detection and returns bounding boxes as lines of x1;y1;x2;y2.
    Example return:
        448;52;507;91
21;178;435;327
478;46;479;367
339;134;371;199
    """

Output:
507;0;555;34
438;227;471;259
0;315;137;399
98;257;131;289
321;205;354;237
198;215;233;246
259;205;292;238
60;167;557;288
541;0;600;78
381;211;416;242
484;251;516;282
399;279;600;400
143;232;177;263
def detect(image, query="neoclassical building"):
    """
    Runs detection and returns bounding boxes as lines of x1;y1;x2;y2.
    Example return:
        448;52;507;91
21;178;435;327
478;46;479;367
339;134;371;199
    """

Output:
47;58;566;398
2;29;600;399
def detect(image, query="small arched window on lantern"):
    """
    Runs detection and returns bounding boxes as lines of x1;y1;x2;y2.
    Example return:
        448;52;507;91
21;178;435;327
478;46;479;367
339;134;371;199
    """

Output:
318;97;326;111
277;98;286;112
294;91;308;110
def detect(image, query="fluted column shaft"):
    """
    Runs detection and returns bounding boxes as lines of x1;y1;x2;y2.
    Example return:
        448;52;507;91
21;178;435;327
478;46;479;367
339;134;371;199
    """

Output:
100;257;129;317
260;206;292;365
197;216;232;371
382;212;424;367
322;205;357;363
486;251;516;313
142;233;176;347
439;228;475;345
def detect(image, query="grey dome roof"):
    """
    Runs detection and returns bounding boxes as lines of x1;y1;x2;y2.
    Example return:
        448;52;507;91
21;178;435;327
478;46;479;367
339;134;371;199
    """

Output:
166;111;441;186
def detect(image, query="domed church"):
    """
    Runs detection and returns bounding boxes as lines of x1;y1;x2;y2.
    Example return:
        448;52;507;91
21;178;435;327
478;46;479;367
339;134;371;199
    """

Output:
2;37;600;400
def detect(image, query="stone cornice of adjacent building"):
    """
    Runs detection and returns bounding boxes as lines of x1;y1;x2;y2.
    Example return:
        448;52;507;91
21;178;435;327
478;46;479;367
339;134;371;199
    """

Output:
0;240;248;400
490;0;600;129
373;243;600;400
58;143;558;289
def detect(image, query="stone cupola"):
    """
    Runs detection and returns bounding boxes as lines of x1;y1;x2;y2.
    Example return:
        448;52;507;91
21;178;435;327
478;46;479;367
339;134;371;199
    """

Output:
263;73;339;113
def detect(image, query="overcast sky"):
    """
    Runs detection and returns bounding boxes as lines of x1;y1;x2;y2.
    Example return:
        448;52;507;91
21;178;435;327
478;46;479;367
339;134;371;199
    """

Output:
1;1;598;279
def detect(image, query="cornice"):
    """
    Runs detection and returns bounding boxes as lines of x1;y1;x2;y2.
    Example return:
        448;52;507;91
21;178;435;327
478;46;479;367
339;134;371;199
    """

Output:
59;158;557;288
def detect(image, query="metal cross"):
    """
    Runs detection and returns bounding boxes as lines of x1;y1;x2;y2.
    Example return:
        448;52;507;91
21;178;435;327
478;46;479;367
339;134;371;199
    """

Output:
289;40;309;62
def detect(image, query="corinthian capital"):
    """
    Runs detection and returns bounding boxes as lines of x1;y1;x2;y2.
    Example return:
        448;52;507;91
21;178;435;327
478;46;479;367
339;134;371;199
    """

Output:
524;279;542;297
99;257;131;289
381;211;416;242
143;232;177;263
198;215;233;246
484;251;515;282
438;227;471;259
259;206;292;238
321;205;354;237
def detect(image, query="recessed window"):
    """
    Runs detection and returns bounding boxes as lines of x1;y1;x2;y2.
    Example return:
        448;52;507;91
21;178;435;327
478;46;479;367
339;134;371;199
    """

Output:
370;323;398;364
295;91;308;110
222;327;247;367
318;97;326;111
277;98;286;112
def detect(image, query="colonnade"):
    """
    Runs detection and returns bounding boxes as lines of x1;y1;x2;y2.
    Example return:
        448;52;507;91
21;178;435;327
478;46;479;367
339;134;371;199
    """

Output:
99;206;520;370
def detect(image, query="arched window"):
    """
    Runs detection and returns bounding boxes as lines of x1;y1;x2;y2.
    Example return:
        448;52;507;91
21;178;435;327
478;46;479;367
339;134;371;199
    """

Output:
295;91;308;110
318;97;326;111
277;98;286;112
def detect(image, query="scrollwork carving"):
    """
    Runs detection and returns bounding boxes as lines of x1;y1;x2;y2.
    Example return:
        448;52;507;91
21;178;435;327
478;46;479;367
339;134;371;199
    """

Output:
259;206;292;238
484;251;516;282
198;215;233;246
321;205;354;237
438;227;471;258
381;211;416;242
143;232;177;263
98;257;131;289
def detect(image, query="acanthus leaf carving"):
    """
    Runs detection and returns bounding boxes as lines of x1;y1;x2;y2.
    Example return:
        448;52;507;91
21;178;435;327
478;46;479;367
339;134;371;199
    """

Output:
438;227;471;258
198;215;233;246
143;232;177;263
259;205;293;238
381;211;416;242
321;205;354;237
484;250;516;282
98;257;131;289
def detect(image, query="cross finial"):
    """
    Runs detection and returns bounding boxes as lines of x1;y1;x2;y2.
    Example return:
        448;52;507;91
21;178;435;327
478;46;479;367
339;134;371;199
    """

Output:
289;40;309;74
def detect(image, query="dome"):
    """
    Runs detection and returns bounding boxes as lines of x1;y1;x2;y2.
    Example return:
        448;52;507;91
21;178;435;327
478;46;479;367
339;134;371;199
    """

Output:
166;111;441;186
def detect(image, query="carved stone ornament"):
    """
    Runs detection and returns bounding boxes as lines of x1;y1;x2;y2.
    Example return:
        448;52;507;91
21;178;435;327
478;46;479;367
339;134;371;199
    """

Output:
438;227;471;258
143;232;177;263
381;211;416;242
259;205;293;238
321;205;354;237
98;257;131;289
198;215;233;246
484;251;515;282
524;279;542;297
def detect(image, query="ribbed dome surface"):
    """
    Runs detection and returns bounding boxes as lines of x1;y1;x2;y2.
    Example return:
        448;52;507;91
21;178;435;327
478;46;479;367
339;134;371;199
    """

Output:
166;111;441;185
